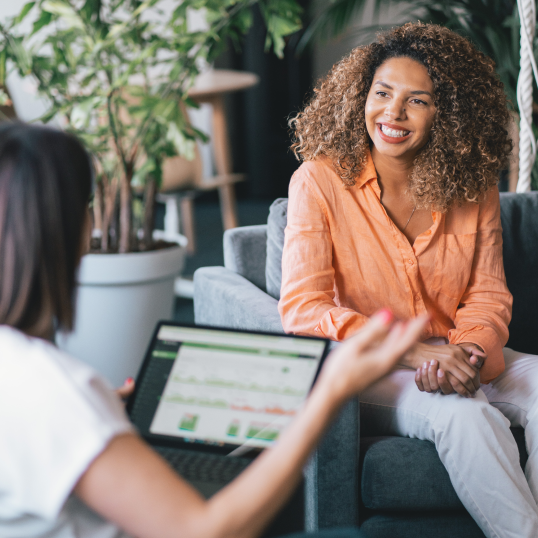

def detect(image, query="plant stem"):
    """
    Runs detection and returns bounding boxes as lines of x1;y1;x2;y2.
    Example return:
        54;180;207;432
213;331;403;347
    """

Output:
100;171;119;252
119;164;133;253
143;176;156;249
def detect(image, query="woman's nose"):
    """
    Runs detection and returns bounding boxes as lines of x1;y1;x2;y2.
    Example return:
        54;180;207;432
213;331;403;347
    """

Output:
385;99;406;120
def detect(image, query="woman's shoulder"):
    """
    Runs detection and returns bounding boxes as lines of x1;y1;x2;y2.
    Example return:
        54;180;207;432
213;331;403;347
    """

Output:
0;325;128;423
293;157;340;185
0;325;92;381
290;157;344;201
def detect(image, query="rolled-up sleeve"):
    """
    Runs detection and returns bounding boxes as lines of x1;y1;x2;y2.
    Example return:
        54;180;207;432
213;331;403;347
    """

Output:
278;170;368;340
448;187;513;383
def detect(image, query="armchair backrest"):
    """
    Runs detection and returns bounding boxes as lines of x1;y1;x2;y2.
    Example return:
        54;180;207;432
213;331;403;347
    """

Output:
500;192;538;354
223;224;267;291
266;198;288;299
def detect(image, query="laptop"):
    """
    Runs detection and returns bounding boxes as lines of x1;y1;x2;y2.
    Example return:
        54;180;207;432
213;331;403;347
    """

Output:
127;321;330;499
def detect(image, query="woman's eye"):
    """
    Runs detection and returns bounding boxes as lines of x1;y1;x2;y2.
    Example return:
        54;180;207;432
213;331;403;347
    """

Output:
376;91;388;97
411;98;427;105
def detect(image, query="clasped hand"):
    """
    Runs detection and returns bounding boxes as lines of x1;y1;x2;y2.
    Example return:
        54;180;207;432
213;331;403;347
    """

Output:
409;342;486;397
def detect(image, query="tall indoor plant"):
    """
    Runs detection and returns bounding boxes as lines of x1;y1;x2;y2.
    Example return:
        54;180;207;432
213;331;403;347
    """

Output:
0;0;303;384
0;0;302;253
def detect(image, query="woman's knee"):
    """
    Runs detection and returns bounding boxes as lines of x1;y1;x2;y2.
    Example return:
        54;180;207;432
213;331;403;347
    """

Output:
433;391;511;439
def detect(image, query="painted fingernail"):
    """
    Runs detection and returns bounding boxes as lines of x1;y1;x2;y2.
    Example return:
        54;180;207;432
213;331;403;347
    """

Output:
126;377;134;384
377;308;393;324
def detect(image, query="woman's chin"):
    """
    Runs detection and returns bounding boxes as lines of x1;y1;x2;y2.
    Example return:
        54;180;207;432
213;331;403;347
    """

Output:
373;141;416;161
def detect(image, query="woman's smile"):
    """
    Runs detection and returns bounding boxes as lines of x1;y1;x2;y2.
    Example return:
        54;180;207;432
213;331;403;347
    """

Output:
365;57;436;160
376;122;412;143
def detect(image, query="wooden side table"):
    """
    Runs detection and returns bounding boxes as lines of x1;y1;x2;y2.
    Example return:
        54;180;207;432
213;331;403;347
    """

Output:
188;69;259;230
160;69;259;260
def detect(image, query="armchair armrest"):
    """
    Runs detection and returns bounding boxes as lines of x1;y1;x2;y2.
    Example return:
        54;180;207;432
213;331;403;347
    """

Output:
193;266;283;333
305;399;359;531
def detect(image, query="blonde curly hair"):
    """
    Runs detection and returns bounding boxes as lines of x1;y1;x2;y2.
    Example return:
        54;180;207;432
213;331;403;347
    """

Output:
290;22;513;212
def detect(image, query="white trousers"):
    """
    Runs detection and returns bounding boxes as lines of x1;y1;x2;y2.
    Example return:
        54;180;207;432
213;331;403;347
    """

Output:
359;348;538;538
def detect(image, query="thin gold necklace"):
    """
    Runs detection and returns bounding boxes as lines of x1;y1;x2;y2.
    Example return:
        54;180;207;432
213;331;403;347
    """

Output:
402;206;417;231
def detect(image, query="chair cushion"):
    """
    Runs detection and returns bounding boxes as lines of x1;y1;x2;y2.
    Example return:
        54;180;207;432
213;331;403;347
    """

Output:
360;512;485;538
360;428;527;512
266;198;288;299
500;192;538;355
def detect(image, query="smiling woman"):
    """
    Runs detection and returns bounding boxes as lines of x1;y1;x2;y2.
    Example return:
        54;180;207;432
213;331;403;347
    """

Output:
280;22;538;538
290;22;512;213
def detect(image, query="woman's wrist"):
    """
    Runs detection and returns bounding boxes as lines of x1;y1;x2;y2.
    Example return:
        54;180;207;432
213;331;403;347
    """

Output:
311;371;349;412
399;342;426;370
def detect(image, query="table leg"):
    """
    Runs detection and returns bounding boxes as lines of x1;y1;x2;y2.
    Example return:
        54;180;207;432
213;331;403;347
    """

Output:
180;196;196;255
210;95;239;230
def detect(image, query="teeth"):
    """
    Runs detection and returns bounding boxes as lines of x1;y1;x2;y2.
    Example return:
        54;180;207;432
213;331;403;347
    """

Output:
380;124;410;137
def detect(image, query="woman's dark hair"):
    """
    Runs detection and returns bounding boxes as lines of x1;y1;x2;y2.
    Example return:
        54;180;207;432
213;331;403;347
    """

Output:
0;122;92;336
290;22;513;211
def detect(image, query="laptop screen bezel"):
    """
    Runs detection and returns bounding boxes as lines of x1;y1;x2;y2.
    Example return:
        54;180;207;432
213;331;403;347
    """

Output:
126;321;331;456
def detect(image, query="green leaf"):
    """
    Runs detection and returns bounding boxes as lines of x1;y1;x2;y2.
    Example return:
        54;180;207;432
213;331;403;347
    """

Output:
166;121;196;160
261;0;302;58
14;2;36;25
0;49;6;87
31;9;53;34
41;0;84;30
132;155;157;187
71;96;105;128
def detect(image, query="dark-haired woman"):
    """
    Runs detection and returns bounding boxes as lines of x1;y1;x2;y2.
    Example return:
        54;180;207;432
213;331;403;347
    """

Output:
280;22;538;537
0;122;427;538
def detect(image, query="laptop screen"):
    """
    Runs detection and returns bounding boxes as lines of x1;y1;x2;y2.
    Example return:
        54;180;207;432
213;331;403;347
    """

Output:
128;323;329;453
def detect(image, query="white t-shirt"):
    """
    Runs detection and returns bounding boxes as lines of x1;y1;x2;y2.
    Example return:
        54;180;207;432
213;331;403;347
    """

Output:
0;325;134;538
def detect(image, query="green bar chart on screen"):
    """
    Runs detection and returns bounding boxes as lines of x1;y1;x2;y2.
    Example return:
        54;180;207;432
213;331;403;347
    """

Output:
179;414;199;432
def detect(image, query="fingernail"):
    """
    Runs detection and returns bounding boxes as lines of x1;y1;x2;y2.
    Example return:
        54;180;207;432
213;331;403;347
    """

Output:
377;308;393;324
438;370;444;378
430;359;436;366
126;377;134;384
423;362;428;369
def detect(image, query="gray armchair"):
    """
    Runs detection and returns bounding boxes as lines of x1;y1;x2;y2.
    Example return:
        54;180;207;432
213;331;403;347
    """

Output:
194;193;538;537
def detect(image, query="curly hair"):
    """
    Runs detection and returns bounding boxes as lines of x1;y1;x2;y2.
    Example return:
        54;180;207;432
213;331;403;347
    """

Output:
290;22;513;212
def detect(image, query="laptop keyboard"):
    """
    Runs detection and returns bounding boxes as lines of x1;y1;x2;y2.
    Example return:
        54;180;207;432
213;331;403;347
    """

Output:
156;446;252;483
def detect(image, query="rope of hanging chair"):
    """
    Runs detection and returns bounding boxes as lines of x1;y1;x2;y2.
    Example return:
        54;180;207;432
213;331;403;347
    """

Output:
516;0;538;192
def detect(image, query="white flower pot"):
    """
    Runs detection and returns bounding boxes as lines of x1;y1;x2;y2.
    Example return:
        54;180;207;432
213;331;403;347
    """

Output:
57;237;187;387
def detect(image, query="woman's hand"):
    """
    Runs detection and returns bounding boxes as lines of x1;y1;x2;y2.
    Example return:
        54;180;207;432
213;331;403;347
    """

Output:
115;377;135;401
320;310;429;403
458;342;487;370
413;344;480;397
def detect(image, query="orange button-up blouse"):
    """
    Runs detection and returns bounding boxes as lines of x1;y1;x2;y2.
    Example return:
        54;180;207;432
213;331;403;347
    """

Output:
278;152;513;383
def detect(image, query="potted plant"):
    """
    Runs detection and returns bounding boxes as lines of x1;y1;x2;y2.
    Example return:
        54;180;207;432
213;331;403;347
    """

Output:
0;0;302;385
